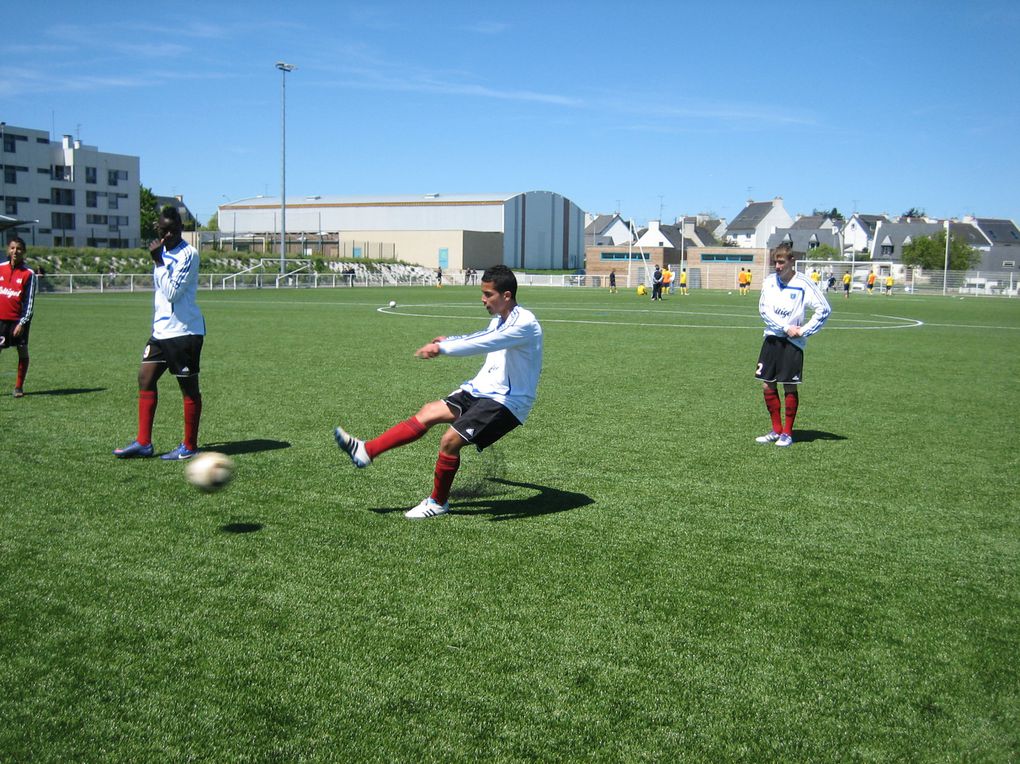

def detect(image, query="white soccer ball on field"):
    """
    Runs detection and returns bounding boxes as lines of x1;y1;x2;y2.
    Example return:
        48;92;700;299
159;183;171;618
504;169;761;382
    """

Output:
184;451;234;493
388;300;397;308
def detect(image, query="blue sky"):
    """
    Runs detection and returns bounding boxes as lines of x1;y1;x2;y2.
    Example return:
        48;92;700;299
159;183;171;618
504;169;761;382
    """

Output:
4;0;1019;227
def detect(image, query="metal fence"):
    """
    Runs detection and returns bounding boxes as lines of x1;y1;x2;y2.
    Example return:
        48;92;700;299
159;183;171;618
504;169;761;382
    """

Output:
33;268;1020;297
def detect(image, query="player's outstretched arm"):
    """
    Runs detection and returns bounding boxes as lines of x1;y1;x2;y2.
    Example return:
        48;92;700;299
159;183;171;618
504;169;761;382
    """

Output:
415;342;441;359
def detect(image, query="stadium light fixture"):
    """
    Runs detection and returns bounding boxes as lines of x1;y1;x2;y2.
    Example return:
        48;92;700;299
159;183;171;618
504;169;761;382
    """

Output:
276;62;296;275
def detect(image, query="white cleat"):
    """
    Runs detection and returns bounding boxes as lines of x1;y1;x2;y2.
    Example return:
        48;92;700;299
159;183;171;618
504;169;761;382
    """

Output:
775;434;794;447
404;497;450;520
334;426;372;467
755;431;780;444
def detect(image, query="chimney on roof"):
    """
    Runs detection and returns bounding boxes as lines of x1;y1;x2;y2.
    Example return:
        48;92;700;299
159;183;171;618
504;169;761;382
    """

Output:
175;195;183;202
773;197;783;207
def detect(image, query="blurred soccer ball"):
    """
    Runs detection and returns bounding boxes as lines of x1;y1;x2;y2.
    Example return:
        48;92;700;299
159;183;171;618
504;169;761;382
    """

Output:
184;451;234;492
388;300;397;308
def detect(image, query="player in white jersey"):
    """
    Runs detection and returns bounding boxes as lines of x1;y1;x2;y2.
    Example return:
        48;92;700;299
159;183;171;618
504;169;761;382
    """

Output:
114;206;206;461
754;243;830;447
335;264;544;519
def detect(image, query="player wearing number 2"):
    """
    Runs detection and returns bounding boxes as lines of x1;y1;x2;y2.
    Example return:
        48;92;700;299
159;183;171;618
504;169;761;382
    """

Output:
754;243;830;447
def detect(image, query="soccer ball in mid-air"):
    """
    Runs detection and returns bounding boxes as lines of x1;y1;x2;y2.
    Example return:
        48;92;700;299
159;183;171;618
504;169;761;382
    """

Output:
184;451;234;492
388;300;397;308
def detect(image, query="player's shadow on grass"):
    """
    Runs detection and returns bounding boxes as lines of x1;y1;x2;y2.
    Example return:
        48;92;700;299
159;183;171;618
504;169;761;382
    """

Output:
18;387;106;396
220;522;264;534
202;439;291;455
371;478;594;521
793;429;847;443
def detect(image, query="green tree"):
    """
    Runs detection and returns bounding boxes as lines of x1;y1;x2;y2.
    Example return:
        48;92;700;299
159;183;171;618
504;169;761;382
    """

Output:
204;211;219;231
139;185;159;243
812;207;845;222
901;230;978;271
812;243;840;258
902;207;925;219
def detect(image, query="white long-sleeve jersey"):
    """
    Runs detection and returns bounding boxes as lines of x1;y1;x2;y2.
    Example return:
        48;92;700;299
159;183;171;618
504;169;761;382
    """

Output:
151;241;205;339
759;271;831;350
438;305;543;423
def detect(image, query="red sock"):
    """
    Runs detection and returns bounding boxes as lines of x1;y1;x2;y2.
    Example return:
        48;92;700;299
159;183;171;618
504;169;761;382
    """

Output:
783;391;799;436
763;387;783;433
183;394;202;451
431;452;460;505
138;390;157;446
365;416;427;459
16;358;29;388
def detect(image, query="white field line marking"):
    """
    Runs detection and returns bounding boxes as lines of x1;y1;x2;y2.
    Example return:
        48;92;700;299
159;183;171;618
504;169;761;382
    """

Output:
377;305;925;330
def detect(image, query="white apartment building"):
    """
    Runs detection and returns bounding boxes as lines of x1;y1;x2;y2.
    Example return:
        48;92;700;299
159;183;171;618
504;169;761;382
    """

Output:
1;123;140;247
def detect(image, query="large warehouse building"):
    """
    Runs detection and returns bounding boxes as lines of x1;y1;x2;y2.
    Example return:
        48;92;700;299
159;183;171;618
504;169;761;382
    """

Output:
217;190;585;271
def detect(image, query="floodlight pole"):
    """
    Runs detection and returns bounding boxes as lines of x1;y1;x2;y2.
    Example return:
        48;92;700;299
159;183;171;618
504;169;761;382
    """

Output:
942;219;950;296
276;62;296;276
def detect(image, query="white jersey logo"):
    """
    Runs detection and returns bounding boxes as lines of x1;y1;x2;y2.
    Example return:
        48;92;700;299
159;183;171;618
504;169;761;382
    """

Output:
465;427;475;437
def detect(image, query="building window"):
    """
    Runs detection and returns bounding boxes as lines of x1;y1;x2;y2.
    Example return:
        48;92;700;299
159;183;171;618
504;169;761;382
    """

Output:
5;199;16;215
86;214;109;225
3;135;15;153
107;168;128;186
808;241;820;249
87;191;98;208
51;188;75;206
1003;260;1016;268
52;165;73;181
51;212;76;230
86;166;97;184
702;253;754;263
4;167;15;184
881;244;894;256
108;195;119;209
599;252;645;261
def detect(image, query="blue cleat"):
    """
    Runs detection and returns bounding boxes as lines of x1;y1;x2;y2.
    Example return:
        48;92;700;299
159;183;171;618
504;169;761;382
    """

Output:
114;440;155;458
160;443;198;461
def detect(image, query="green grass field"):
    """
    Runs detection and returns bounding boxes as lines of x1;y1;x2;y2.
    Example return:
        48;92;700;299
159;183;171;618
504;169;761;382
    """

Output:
2;285;1018;761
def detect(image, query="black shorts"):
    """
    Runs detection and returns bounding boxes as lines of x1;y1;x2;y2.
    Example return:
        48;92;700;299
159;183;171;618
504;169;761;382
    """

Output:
755;335;804;385
142;334;203;377
444;390;521;450
0;320;29;351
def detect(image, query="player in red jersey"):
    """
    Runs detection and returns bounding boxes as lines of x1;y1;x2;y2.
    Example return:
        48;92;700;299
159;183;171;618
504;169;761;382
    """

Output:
0;237;38;398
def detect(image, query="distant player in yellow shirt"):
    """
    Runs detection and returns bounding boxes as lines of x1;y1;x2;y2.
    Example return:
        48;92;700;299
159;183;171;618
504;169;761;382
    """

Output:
662;266;673;296
885;274;893;295
842;271;852;299
679;268;689;295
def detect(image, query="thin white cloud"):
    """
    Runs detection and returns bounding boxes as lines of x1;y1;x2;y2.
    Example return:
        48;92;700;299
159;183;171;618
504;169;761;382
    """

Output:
464;21;510;34
339;66;583;107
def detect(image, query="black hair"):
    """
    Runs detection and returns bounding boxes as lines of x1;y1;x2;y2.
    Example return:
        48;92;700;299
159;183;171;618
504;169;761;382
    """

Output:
481;264;517;298
159;205;183;227
7;236;26;248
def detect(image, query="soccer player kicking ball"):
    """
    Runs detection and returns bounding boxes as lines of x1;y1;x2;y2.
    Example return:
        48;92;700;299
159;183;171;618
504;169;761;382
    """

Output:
754;243;830;447
334;265;543;519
